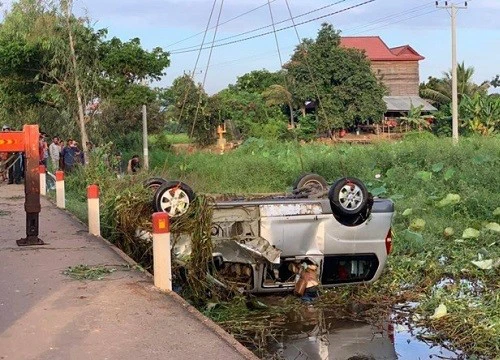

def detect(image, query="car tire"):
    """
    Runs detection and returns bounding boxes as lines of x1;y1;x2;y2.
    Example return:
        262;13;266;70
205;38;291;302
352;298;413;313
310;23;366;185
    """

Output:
328;177;369;217
153;181;195;217
143;177;167;193
293;173;328;193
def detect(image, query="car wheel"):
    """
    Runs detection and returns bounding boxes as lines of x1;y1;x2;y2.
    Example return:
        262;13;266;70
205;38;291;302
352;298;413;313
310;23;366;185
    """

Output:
143;177;167;193
153;181;195;217
328;177;368;217
293;173;328;193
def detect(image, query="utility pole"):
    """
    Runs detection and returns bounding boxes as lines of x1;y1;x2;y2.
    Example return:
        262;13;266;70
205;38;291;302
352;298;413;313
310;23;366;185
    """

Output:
436;1;469;144
142;79;149;170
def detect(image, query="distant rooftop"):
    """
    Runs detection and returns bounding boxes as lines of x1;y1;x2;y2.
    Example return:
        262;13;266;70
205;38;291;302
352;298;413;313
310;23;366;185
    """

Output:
384;96;437;112
340;36;424;61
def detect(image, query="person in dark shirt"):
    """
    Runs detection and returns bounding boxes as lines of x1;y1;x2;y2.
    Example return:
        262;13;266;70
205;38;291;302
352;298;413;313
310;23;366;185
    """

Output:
61;139;78;172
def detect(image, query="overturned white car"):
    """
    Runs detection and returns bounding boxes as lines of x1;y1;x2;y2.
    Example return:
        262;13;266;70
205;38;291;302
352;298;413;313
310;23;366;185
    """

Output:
145;174;394;294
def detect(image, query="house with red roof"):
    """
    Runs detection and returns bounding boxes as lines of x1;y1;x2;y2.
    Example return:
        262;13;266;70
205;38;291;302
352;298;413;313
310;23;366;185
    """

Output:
340;36;436;113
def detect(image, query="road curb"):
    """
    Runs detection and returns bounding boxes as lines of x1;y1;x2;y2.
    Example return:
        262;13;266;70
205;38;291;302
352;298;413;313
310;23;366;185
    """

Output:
43;194;259;360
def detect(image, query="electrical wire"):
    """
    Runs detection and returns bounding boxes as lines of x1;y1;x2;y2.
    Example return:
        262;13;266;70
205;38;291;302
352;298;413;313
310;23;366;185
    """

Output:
282;0;331;133
267;0;285;68
165;0;278;48
190;0;225;138
170;0;376;55
188;3;439;71
176;0;218;126
343;2;432;33
350;8;440;35
169;0;353;53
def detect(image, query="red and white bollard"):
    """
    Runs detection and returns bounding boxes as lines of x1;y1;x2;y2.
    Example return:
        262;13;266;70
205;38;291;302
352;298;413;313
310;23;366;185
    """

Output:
87;184;100;237
152;212;172;291
39;165;46;196
56;170;65;209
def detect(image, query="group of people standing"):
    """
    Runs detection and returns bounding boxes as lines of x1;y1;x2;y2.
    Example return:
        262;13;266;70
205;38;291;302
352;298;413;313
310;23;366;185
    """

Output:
43;135;85;172
3;124;142;184
2;129;87;185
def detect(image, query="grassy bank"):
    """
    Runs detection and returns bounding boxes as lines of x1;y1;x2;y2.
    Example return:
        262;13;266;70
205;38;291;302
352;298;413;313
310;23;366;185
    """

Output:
65;134;500;358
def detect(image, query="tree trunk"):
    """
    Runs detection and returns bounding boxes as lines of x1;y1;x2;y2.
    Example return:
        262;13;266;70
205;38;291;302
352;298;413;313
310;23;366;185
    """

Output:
63;0;89;164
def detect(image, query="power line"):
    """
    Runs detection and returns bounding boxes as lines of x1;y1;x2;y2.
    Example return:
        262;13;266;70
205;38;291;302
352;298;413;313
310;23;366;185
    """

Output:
350;8;440;35
169;0;353;54
186;3;440;71
165;0;278;48
170;0;376;55
191;0;225;138
176;0;218;126
343;3;432;33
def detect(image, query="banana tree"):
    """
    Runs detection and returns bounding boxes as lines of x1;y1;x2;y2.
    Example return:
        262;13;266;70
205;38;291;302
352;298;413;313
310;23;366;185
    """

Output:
460;94;500;135
399;105;431;132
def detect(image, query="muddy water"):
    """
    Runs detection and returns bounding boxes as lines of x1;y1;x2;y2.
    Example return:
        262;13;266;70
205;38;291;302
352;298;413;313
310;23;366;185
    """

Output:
265;306;462;360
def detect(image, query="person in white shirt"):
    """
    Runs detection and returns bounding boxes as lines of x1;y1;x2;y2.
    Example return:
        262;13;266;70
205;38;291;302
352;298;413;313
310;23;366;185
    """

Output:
48;136;61;171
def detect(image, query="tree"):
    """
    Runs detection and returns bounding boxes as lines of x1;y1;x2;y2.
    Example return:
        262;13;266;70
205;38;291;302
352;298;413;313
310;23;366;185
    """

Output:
399;105;431;131
491;75;500;88
233;69;285;94
261;84;294;127
164;74;215;145
284;23;386;132
420;62;490;107
460;93;500;135
216;88;287;139
0;0;170;145
94;37;170;141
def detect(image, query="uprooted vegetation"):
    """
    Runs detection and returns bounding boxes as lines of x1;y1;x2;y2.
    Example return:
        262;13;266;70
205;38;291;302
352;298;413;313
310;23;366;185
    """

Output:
62;134;500;358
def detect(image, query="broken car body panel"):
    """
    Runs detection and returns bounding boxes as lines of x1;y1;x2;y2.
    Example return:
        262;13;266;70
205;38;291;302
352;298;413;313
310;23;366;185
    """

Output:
173;197;394;293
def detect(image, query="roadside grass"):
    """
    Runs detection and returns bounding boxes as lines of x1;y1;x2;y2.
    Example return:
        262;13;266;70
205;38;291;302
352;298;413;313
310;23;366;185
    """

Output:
63;134;500;358
66;196;88;223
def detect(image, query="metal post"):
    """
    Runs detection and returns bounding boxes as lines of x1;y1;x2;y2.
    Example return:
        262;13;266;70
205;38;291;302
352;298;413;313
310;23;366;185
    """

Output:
142;79;149;171
17;125;44;246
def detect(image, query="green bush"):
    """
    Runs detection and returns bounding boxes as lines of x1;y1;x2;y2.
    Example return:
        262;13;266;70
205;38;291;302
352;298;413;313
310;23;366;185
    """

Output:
112;131;142;153
295;114;317;141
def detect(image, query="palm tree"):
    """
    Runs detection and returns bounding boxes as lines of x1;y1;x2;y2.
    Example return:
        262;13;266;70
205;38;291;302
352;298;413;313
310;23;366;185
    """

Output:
262;84;295;127
420;62;490;107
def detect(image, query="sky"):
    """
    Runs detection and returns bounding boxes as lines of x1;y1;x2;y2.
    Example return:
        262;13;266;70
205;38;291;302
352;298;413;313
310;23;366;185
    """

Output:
1;0;499;94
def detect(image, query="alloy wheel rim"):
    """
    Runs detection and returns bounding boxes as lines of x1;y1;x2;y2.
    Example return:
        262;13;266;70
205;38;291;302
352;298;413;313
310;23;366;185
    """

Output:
338;183;363;210
160;187;190;217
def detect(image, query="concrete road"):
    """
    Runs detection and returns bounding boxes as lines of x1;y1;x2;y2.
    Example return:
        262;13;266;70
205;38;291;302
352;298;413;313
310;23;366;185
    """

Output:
0;183;257;360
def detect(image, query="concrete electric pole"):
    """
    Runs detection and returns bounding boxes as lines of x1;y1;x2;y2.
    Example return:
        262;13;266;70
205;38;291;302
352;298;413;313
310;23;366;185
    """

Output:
142;79;149;170
436;1;469;144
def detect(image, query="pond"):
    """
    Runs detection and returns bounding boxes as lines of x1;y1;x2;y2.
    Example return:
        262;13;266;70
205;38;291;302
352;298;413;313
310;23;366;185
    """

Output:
263;304;463;360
